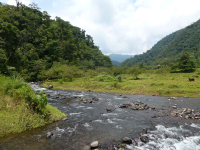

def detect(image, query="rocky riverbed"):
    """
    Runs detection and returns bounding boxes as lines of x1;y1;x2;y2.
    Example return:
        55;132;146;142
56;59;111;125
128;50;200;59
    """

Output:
0;84;200;150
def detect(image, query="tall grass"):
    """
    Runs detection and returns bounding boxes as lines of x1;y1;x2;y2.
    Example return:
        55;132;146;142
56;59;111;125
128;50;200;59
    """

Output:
0;75;66;137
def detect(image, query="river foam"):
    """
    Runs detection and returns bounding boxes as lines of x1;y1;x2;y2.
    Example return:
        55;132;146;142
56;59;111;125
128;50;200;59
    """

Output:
125;124;200;150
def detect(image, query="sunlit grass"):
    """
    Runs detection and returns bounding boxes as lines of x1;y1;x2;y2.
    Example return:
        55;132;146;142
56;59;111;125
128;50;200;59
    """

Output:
43;71;200;98
0;75;66;137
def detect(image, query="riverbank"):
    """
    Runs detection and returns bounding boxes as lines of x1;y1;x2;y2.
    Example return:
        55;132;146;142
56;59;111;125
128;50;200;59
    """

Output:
42;72;200;98
0;76;66;137
1;84;200;150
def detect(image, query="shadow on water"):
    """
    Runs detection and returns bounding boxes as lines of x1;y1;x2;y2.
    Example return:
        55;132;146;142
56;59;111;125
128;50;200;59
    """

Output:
0;84;200;150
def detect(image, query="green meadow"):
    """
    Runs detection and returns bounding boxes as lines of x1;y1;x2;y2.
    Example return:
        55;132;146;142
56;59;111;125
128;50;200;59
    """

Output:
43;70;200;98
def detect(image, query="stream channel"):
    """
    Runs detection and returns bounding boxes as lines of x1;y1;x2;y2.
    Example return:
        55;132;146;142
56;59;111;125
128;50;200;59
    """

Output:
0;84;200;150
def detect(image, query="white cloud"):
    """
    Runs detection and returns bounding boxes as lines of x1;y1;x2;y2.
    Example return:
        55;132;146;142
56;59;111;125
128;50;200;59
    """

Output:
5;0;200;55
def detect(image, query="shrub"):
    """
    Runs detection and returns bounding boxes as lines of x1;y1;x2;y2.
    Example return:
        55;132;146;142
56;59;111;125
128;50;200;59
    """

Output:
95;74;115;82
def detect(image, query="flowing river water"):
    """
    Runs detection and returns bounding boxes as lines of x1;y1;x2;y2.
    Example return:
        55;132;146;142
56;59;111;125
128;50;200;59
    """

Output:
0;84;200;150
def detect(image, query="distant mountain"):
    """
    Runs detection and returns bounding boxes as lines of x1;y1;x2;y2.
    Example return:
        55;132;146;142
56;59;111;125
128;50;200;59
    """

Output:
112;60;121;66
122;19;200;67
108;54;135;63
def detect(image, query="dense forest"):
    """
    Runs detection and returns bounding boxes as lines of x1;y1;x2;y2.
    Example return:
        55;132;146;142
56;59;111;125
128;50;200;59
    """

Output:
122;19;200;67
0;2;112;81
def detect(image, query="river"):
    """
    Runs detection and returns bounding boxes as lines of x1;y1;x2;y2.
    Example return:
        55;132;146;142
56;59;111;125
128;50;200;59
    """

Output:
0;84;200;150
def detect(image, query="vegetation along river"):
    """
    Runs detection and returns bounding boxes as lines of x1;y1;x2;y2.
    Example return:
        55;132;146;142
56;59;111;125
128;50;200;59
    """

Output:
0;84;200;150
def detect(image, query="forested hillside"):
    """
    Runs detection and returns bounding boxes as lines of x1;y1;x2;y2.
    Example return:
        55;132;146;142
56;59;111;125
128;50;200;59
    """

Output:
0;2;112;81
122;19;200;67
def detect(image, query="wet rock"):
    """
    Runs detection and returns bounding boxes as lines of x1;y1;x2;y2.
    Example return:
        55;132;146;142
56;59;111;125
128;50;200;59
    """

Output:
46;132;53;138
140;136;149;143
123;96;128;98
106;108;113;112
82;145;91;150
31;82;34;84
48;84;53;89
91;141;99;149
172;106;177;109
171;112;177;117
171;108;200;120
61;117;68;121
122;137;132;144
119;103;131;108
120;102;150;110
170;97;178;100
92;97;99;101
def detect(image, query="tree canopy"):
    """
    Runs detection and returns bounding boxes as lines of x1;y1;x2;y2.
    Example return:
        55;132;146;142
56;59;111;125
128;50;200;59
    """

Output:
0;3;112;80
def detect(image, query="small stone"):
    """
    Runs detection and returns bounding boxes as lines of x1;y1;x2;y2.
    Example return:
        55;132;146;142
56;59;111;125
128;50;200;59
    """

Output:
106;108;113;112
91;141;98;148
82;145;91;150
171;97;178;100
48;84;53;89
172;106;177;109
61;117;68;121
140;136;149;143
122;137;132;144
171;112;177;117
92;97;99;101
46;132;53;138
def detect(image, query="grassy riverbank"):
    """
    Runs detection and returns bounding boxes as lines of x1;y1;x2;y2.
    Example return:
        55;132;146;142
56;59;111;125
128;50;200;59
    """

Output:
0;76;66;137
42;71;200;98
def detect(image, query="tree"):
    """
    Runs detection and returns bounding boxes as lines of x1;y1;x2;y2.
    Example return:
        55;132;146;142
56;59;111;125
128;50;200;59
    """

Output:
127;66;142;79
177;53;195;72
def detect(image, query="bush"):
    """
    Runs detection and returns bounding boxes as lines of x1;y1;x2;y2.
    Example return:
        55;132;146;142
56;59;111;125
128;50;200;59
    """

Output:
38;62;84;80
0;75;47;114
95;74;115;82
115;75;122;82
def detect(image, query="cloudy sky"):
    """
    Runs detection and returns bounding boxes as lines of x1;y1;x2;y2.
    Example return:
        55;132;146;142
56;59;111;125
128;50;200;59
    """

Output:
2;0;200;55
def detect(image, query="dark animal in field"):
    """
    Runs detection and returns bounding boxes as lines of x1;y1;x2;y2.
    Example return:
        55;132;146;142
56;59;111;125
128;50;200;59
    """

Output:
188;78;195;82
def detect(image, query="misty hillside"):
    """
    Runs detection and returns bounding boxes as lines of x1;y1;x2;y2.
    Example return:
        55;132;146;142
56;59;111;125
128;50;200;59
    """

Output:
108;54;135;63
122;19;200;67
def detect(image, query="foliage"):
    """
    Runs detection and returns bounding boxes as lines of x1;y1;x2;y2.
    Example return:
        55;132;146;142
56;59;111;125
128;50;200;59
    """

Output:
38;62;84;81
95;74;115;82
0;3;112;81
122;19;200;68
127;66;142;79
0;75;66;137
171;53;195;73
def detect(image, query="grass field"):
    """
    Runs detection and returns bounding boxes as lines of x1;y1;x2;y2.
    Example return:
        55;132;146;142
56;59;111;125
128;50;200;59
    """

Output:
0;76;66;137
43;71;200;98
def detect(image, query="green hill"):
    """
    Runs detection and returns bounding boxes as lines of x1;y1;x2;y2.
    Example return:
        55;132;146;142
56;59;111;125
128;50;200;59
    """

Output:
0;3;112;81
122;19;200;67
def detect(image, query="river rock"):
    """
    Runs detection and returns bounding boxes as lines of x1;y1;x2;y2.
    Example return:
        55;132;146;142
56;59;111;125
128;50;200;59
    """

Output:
48;84;53;89
140;136;149;143
92;97;99;101
106;108;113;112
122;137;132;144
61;117;68;121
46;132;53;138
82;145;91;150
91;141;98;148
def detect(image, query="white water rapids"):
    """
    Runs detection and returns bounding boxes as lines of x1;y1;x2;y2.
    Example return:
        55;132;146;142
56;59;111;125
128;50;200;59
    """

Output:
125;124;200;150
